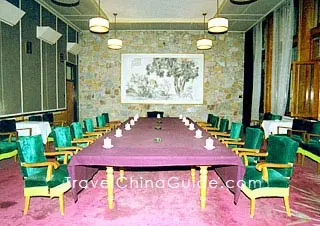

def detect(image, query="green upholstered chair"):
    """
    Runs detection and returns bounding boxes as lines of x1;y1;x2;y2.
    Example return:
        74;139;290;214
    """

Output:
240;135;299;218
102;113;122;128
226;127;264;166
53;127;87;163
196;113;213;127
70;122;101;142
17;135;73;215
96;115;112;130
210;122;243;142
202;115;220;131
297;121;320;174
263;112;282;120
0;141;18;161
207;118;229;133
84;118;110;134
277;118;309;144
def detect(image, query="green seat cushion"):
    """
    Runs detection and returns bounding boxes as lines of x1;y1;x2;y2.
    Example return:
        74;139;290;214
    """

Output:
24;164;69;188
300;142;320;156
0;142;18;154
243;166;290;190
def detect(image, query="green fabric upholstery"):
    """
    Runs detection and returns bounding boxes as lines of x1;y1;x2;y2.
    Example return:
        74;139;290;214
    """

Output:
102;113;110;124
0;141;18;154
209;115;219;128
300;142;320;156
244;127;264;149
229;122;243;139
53;127;72;148
70;122;84;139
243;135;298;190
17;135;69;189
219;119;229;132
17;135;47;178
263;113;282;120
96;115;106;127
83;118;95;133
206;114;213;124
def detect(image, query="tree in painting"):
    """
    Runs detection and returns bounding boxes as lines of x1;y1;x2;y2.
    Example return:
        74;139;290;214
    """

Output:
146;58;199;97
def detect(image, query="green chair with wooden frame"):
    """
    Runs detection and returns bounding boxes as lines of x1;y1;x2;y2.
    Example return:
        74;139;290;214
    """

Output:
227;127;264;166
239;135;299;218
210;122;243;143
102;113;122;128
53;127;89;163
70;121;102;142
83;118;110;134
17;135;73;215
201;115;220;131
196;114;213;127
96;115;113;130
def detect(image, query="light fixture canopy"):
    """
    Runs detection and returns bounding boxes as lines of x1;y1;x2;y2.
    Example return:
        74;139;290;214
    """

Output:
51;0;80;7
208;0;228;34
197;13;212;50
108;13;122;50
230;0;257;5
89;0;109;34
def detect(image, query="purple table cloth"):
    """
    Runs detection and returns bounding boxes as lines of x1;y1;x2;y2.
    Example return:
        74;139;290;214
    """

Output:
68;117;245;203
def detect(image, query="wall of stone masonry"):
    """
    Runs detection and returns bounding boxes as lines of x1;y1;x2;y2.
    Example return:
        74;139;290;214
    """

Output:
78;30;244;123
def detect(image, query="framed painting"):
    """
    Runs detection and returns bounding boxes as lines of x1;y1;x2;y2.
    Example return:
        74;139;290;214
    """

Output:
121;54;204;104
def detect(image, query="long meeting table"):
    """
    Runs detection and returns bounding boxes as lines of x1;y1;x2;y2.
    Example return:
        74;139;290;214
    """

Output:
68;117;245;209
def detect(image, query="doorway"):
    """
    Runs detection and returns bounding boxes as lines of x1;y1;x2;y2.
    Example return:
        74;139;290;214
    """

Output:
66;62;78;124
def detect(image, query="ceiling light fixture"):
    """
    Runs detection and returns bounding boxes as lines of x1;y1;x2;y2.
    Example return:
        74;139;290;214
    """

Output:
89;0;109;34
230;0;258;5
208;0;228;34
107;13;122;50
197;13;212;50
51;0;80;7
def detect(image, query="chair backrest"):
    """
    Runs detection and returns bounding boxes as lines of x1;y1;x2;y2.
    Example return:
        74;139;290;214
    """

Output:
0;119;16;132
310;121;320;134
244;127;264;149
210;115;219;128
229;122;243;139
96;115;106;127
70;122;84;139
266;135;299;177
83;118;95;132
147;111;164;118
291;118;306;131
29;115;42;121
102;113;110;124
219;118;229;132
207;114;213;124
53;127;72;148
17;135;46;177
42;112;54;123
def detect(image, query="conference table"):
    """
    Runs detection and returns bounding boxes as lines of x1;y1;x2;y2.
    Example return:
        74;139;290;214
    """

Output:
68;117;245;209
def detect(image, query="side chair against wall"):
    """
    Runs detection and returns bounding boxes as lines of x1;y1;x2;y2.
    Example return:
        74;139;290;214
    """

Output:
53;127;88;163
200;115;220;131
70;122;100;142
96;115;113;130
227;127;265;166
297;121;320;174
28;115;43;121
196;113;213;127
17;135;73;215
83;118;110;134
239;135;299;218
43;112;66;151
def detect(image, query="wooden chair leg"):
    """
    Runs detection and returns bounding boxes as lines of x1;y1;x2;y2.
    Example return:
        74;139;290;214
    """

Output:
250;198;255;218
296;153;300;165
284;196;291;216
317;162;320;174
14;154;17;162
190;167;196;184
59;194;65;215
23;196;30;215
119;168;125;183
301;155;305;166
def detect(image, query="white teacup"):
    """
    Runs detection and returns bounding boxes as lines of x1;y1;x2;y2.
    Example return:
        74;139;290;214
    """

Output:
125;123;131;130
195;129;202;138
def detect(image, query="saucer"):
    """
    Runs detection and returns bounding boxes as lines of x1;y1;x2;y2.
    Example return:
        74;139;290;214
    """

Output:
189;128;195;131
194;135;203;138
114;134;122;137
125;128;131;131
103;145;114;149
204;145;215;150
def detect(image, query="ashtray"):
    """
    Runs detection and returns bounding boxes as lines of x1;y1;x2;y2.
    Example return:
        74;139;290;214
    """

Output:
153;137;162;143
155;126;162;130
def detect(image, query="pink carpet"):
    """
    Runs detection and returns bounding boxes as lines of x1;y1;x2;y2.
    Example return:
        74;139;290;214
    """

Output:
0;158;319;226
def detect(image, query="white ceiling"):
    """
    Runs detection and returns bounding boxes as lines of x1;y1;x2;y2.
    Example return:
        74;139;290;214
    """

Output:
39;0;286;32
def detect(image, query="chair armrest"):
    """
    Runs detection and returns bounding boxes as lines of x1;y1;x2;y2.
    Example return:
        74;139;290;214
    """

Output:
84;132;103;138
219;137;241;142
55;146;82;154
94;127;111;132
44;151;74;164
256;162;293;182
307;133;320;139
238;152;268;166
0;132;17;142
53;120;66;126
232;148;259;155
204;127;219;131
21;161;60;181
72;138;94;144
16;127;33;136
222;141;245;147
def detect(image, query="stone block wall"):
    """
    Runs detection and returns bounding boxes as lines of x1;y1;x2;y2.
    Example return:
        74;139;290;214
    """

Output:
79;30;244;123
